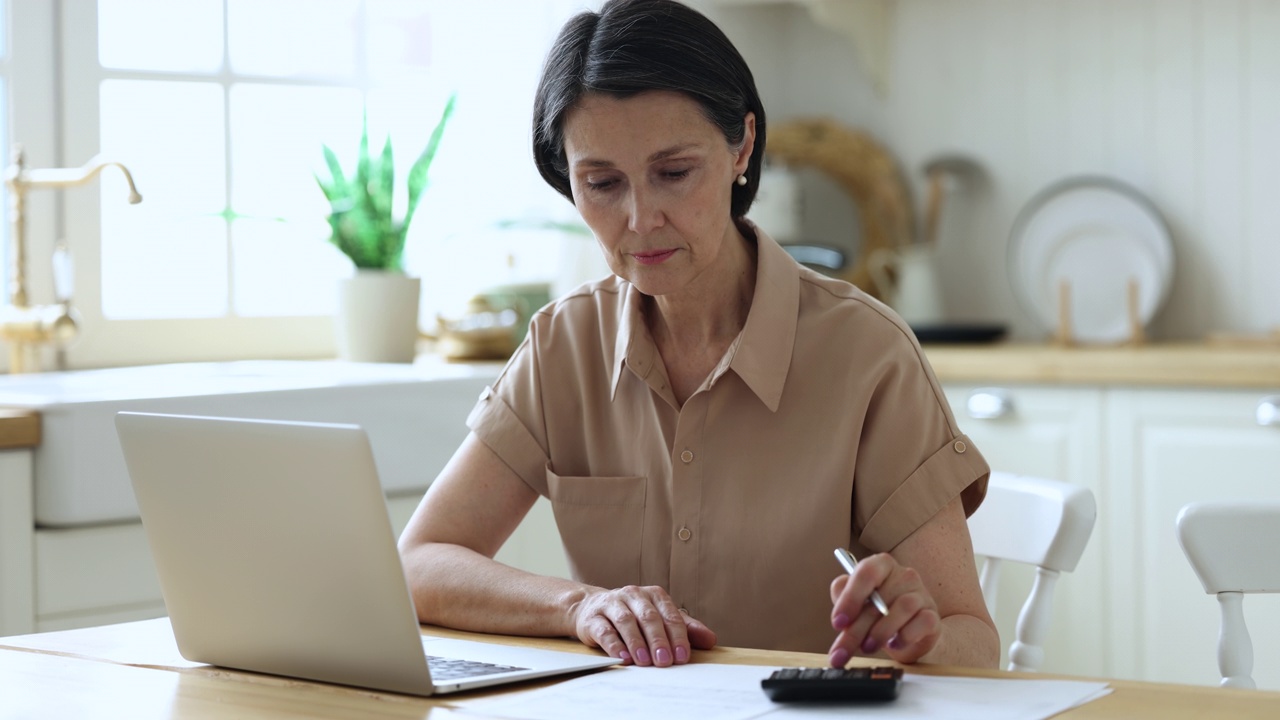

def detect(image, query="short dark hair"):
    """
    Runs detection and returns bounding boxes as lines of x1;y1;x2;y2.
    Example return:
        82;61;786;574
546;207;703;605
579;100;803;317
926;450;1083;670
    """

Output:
532;0;766;219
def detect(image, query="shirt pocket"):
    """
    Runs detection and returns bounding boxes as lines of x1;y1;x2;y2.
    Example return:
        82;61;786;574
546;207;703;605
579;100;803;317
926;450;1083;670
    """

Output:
545;465;646;590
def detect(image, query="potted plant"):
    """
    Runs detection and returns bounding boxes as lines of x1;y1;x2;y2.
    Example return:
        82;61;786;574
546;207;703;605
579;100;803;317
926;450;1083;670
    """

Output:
316;94;456;362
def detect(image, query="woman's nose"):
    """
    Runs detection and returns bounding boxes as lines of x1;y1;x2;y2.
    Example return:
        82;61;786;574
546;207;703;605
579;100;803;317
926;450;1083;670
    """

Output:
626;186;665;235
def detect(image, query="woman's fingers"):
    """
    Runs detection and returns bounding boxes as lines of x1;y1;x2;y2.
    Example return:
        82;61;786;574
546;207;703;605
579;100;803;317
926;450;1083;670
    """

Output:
583;614;633;664
828;553;942;664
574;585;709;667
683;613;719;650
882;608;942;663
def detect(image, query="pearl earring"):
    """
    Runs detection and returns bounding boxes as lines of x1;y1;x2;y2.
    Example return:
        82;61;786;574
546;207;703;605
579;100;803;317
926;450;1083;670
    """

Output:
735;174;747;186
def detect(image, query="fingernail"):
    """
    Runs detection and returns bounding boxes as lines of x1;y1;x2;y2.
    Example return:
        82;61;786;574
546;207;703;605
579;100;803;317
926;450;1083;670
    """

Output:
619;650;632;664
655;647;671;665
635;647;652;665
829;648;850;668
675;646;689;663
889;634;905;650
861;637;878;654
832;613;851;630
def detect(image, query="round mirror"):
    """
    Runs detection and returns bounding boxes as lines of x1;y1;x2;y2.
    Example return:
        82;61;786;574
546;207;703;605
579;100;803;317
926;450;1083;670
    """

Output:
763;119;912;301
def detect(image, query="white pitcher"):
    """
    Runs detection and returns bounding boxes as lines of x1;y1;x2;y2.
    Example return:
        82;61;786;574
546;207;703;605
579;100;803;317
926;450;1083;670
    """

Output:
868;246;945;326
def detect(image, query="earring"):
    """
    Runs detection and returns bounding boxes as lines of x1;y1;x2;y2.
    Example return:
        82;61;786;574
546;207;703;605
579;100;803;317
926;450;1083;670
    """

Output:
735;174;747;187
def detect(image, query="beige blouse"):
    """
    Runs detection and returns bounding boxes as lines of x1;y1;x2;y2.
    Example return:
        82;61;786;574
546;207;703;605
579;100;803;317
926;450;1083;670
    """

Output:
466;228;989;653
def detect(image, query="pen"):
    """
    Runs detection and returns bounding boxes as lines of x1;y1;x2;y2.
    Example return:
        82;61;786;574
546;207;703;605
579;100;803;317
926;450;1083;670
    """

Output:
833;547;890;616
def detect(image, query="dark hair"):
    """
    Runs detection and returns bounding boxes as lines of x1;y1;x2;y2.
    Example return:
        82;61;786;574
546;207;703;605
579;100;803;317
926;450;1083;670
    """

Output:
532;0;766;219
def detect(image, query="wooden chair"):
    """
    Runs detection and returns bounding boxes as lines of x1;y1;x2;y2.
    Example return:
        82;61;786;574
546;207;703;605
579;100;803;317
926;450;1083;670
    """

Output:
966;471;1097;672
1175;501;1280;690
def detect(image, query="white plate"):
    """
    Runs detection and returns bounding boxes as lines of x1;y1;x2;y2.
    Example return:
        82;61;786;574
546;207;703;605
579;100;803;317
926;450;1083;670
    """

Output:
1009;179;1173;344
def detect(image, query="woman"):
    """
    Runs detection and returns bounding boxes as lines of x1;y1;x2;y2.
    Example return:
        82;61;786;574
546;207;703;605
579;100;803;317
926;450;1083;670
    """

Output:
398;0;998;670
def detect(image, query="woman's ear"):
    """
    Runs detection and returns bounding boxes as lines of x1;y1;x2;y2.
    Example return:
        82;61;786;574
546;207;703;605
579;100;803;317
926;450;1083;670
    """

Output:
734;112;757;177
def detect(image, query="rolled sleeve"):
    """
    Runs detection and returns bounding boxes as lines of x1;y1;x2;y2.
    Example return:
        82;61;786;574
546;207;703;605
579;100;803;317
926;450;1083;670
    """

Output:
859;433;990;551
466;387;551;496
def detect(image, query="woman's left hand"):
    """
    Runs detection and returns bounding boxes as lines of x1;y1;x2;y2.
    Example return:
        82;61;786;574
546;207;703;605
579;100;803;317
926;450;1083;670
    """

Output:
828;552;941;666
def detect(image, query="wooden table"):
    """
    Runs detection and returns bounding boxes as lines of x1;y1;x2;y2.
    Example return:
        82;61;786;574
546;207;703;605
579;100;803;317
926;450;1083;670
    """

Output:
1;619;1277;719
924;342;1280;387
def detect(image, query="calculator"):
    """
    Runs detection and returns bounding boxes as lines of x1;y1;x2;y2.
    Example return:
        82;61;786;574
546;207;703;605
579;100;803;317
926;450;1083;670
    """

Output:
760;666;904;702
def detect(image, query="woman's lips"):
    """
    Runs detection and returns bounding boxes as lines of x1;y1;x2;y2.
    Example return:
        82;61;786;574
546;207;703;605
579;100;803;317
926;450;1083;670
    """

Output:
632;249;677;265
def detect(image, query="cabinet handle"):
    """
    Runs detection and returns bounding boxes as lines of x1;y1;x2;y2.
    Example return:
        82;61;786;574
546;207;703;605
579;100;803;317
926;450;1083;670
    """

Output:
967;388;1014;420
1257;396;1280;427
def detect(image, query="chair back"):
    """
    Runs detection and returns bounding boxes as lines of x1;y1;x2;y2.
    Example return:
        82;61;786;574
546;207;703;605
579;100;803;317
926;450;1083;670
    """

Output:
1175;501;1280;690
967;471;1097;672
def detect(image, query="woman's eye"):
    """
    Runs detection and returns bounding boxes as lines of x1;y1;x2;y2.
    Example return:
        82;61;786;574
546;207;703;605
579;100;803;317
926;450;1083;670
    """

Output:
663;169;691;181
585;178;618;191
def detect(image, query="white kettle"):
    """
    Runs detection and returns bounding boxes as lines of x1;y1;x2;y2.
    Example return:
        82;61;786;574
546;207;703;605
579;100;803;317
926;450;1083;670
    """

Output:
868;245;945;326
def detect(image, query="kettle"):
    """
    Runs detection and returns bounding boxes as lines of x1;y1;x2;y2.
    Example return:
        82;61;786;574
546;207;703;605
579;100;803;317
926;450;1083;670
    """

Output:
868;245;945;326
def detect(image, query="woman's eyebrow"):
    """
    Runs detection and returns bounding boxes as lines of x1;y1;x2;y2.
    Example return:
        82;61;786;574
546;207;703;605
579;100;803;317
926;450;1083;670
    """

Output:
648;143;700;162
573;143;703;170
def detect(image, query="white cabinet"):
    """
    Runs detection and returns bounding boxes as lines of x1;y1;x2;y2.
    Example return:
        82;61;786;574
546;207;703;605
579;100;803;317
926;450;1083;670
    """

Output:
1106;389;1280;689
942;382;1280;690
943;384;1108;678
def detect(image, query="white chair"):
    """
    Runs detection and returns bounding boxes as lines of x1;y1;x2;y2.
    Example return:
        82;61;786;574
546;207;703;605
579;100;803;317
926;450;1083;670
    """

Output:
966;471;1097;672
1175;501;1280;690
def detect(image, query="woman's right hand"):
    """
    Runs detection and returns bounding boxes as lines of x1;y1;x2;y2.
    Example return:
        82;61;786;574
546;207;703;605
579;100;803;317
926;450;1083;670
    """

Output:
569;585;717;667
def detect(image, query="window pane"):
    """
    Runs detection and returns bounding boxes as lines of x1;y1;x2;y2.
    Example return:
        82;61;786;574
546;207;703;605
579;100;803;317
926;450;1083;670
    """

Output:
366;0;433;83
228;84;361;316
231;218;349;317
229;84;361;220
100;207;228;318
227;0;359;79
98;0;223;73
99;80;227;319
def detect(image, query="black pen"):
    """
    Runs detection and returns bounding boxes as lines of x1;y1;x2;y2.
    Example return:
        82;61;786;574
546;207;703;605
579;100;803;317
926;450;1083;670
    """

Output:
834;547;890;615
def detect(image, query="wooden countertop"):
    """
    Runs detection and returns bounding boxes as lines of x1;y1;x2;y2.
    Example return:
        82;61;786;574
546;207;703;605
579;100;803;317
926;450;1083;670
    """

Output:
0;408;39;449
924;343;1280;388
4;618;1279;719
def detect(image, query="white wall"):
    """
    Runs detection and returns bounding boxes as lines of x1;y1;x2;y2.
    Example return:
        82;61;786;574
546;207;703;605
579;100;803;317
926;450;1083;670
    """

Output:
704;0;1280;342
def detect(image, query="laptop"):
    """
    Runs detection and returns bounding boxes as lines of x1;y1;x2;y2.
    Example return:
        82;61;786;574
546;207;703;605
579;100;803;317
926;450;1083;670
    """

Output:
114;411;618;696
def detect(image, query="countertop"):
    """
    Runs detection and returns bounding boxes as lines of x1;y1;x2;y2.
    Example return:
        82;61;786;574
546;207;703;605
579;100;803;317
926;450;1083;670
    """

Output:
0;409;40;449
0;345;1273;454
924;342;1280;388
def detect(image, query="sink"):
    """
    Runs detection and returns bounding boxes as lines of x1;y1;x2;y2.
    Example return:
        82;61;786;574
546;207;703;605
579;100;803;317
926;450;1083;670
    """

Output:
0;358;503;527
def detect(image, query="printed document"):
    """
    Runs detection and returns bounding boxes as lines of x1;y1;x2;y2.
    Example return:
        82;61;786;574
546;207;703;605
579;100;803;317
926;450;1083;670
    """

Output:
453;663;1111;720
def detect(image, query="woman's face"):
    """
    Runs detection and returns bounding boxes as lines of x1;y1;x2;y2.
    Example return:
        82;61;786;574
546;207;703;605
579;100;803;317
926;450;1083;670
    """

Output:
561;91;754;298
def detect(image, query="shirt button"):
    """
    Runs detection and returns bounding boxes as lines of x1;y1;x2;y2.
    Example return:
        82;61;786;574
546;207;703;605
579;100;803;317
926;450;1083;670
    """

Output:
954;440;967;453
680;449;694;464
677;527;692;542
479;386;492;400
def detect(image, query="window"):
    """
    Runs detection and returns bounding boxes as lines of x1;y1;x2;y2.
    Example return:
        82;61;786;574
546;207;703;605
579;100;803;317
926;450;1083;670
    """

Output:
41;0;600;368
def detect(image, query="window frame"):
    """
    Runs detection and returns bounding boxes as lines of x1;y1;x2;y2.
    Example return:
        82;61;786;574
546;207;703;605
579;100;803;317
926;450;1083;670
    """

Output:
56;0;334;369
3;1;63;371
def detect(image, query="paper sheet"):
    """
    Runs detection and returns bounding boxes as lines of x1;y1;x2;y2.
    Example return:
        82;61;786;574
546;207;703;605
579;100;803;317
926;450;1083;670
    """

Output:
453;663;1112;720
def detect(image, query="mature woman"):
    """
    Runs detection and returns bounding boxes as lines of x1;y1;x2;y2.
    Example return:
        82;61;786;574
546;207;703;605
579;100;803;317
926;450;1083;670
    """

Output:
398;0;998;670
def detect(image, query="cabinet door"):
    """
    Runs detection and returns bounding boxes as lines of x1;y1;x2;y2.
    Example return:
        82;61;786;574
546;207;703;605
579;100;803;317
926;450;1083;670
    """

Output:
942;384;1106;678
1108;389;1280;690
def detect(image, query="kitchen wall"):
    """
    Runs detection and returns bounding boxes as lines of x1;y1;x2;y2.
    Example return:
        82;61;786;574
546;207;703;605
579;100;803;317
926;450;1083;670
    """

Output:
701;0;1280;343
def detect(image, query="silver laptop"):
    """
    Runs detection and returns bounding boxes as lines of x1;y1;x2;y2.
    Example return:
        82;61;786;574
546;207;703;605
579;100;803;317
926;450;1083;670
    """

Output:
114;411;618;696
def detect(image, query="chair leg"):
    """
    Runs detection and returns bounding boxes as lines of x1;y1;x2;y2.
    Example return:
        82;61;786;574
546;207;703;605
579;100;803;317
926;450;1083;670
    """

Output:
979;557;1002;618
1008;567;1059;672
1217;592;1255;690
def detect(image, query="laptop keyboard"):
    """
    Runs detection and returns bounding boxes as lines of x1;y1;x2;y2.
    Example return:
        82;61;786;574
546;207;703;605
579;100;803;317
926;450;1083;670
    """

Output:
427;655;530;681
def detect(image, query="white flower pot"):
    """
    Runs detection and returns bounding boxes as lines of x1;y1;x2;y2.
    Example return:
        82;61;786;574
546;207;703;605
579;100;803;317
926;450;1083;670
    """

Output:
336;271;422;363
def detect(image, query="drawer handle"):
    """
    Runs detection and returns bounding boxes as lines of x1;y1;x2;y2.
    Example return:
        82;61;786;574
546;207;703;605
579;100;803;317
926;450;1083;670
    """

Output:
1257;396;1280;427
967;388;1014;420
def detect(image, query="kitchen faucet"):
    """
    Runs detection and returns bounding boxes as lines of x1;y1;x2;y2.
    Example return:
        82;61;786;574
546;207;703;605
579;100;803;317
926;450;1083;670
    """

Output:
0;145;142;373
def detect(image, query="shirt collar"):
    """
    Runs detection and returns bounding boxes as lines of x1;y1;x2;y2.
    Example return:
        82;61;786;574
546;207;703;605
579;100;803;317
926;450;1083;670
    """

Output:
726;225;799;412
609;225;800;410
610;284;651;401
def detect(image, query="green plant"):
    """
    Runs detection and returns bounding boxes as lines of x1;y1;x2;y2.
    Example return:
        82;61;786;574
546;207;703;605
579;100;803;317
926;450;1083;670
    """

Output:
315;94;456;271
